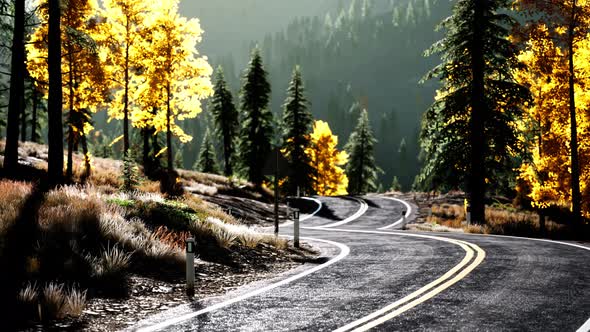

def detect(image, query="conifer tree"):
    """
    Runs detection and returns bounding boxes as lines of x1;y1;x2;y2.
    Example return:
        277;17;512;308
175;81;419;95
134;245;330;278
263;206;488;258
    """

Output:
345;109;380;194
418;0;530;224
237;48;273;186
211;66;238;176
390;176;402;192
281;66;314;195
195;128;220;174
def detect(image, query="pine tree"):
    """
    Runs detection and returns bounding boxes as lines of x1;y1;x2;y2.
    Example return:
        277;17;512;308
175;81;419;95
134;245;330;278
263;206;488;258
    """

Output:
210;66;238;176
195;128;220;174
345;109;381;194
418;0;530;224
237;48;273;186
281;66;314;195
390;176;402;192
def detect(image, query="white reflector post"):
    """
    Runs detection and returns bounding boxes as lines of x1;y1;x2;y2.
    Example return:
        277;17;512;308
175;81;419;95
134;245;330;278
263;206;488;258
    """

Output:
186;237;195;296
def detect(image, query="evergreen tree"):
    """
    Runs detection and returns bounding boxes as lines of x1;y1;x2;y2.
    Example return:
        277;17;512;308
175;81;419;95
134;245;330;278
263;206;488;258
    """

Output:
195;128;220;174
418;0;530;224
237;48;273;186
211;66;239;176
281;65;314;195
345;109;381;194
390;176;402;192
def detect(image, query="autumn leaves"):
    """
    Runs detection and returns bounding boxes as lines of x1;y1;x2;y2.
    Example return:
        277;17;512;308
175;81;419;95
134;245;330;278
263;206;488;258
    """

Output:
27;0;213;179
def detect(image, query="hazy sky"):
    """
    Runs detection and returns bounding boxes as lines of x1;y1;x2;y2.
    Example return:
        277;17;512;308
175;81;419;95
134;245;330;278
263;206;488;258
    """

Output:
178;0;339;60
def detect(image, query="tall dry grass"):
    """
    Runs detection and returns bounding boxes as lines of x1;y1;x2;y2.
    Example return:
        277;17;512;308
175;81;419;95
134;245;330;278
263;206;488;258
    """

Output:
429;203;571;239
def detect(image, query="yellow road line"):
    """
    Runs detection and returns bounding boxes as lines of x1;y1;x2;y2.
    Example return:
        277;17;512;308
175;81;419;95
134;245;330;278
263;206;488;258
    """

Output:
338;239;485;332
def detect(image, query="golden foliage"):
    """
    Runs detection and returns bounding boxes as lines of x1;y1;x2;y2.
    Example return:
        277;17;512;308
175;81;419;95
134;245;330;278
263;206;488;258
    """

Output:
513;4;590;218
306;120;349;196
27;0;107;135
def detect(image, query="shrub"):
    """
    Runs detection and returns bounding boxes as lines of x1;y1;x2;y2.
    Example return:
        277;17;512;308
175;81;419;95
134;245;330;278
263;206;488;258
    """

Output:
64;287;87;317
41;283;66;321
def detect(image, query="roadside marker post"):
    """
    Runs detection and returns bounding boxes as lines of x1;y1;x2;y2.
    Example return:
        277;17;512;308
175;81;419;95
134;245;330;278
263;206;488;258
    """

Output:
401;210;407;225
186;238;195;296
293;209;300;248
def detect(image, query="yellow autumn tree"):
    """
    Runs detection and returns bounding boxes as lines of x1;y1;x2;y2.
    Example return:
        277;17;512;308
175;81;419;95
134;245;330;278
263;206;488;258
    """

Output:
96;0;150;156
306;120;349;196
514;8;590;219
136;0;213;172
27;0;107;179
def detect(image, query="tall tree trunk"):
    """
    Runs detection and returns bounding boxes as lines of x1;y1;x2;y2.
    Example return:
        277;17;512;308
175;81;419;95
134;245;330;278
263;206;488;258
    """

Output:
123;44;130;157
166;84;173;172
568;4;582;225
4;0;25;175
468;0;487;225
31;87;38;143
47;0;64;186
81;134;90;181
66;58;75;180
20;94;26;142
223;131;232;176
142;128;150;170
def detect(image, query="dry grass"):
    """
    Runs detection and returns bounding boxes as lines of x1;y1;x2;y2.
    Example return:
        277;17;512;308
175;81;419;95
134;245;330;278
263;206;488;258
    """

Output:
41;283;67;320
153;226;190;250
0;181;32;236
64;287;87;317
427;203;571;239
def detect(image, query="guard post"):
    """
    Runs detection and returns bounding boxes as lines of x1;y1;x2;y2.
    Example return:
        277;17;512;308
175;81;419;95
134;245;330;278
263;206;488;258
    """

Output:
292;208;300;248
402;210;407;225
186;237;195;296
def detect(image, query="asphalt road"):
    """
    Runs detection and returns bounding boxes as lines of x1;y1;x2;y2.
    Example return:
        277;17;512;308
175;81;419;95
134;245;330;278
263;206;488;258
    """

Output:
130;196;590;332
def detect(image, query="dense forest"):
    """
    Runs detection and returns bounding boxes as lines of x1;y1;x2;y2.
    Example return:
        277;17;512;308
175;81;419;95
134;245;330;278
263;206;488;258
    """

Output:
214;0;449;190
1;0;589;221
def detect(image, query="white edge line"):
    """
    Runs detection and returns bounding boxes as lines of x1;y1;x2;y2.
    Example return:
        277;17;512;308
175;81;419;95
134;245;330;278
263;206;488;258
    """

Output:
299;197;323;221
380;197;590;331
135;237;350;332
261;196;323;228
319;197;369;228
378;196;412;230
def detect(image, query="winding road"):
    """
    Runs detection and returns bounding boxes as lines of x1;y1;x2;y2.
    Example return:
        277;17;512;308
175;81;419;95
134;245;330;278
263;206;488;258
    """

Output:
130;196;590;332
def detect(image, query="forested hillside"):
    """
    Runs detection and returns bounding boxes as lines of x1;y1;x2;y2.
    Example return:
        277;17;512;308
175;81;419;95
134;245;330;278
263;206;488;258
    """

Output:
213;0;451;190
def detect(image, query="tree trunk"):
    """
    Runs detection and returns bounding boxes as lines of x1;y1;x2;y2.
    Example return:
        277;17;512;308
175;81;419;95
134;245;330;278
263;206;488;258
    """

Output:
468;0;487;225
4;0;25;175
20;95;26;142
47;0;64;186
568;4;582;225
81;134;91;181
142;128;150;170
123;44;130;157
66;58;75;180
223;131;232;176
31;87;38;143
166;84;173;172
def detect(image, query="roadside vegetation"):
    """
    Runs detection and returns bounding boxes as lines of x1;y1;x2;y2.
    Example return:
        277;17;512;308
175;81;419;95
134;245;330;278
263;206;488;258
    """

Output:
402;192;586;240
0;141;293;329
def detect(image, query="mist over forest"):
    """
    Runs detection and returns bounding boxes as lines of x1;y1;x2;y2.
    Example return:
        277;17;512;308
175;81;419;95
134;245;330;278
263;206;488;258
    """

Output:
176;0;450;190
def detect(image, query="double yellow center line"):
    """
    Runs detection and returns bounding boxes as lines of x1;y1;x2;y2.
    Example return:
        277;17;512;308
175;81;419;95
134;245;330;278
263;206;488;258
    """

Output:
327;230;486;332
